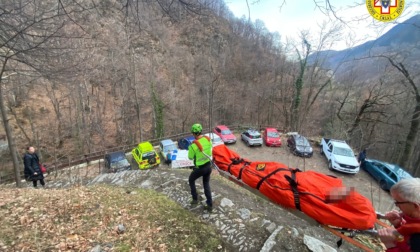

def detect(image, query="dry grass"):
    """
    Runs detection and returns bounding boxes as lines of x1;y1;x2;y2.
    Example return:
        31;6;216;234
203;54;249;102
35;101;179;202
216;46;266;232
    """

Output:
0;185;224;251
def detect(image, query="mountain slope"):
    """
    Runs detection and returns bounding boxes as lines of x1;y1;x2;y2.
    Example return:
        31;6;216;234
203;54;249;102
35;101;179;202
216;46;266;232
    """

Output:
309;14;420;82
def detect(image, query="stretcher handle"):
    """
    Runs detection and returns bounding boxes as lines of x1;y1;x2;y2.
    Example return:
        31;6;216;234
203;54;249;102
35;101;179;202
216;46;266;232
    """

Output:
376;212;404;242
376;212;386;219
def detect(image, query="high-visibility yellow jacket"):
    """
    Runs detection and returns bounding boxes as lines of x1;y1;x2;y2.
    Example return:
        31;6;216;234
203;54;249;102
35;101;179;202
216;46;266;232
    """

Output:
188;136;212;167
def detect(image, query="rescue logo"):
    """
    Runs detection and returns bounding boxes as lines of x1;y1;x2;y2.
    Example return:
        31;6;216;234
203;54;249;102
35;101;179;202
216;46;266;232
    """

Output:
256;163;266;171
366;0;405;22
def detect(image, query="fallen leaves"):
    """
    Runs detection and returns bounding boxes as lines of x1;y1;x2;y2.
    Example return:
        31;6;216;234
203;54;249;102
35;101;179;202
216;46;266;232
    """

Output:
0;185;223;251
355;234;387;251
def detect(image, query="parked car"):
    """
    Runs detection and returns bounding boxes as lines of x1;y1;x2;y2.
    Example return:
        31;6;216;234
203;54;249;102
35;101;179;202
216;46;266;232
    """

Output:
160;139;178;162
287;134;313;158
263;128;282;147
131;141;160;170
213;125;236;144
178;136;195;150
205;133;224;147
159;139;194;169
320;138;359;174
241;128;263;147
362;159;413;190
104;151;132;173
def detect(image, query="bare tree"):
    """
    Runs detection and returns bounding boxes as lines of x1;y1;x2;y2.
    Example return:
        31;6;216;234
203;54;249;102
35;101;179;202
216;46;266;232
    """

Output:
0;0;88;186
384;57;420;172
346;80;401;136
333;79;402;147
291;36;311;131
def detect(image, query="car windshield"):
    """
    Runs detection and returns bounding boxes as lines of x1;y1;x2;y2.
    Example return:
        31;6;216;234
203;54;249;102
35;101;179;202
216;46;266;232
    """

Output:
110;154;125;162
267;132;279;138
163;144;177;152
221;129;232;135
333;147;354;157
250;133;261;139
110;159;130;169
395;168;412;179
296;138;309;146
212;136;222;143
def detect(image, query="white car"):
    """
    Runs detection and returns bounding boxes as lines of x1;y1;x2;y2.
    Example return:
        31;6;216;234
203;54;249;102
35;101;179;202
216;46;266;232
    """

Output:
241;128;263;147
320;138;359;174
205;133;224;147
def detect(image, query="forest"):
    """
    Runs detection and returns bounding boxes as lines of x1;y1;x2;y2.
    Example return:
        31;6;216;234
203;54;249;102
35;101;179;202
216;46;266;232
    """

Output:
1;0;420;186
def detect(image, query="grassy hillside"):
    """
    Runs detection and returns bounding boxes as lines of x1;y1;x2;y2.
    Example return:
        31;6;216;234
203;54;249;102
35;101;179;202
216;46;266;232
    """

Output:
0;185;225;251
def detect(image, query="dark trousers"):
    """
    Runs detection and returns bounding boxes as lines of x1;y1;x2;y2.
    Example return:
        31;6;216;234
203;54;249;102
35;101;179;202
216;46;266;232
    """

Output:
189;162;212;207
33;179;45;188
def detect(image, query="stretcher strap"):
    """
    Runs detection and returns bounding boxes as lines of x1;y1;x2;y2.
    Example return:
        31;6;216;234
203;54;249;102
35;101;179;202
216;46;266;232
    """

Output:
284;170;301;211
228;158;245;174
237;162;251;180
256;168;290;190
193;136;211;152
255;168;302;211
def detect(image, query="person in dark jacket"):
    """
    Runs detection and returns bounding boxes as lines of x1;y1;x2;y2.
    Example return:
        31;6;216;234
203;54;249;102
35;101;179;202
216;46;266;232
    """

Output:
23;146;45;188
165;151;172;166
358;149;367;165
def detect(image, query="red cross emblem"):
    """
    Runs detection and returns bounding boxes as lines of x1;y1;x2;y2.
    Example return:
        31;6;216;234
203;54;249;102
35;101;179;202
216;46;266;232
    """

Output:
374;0;397;14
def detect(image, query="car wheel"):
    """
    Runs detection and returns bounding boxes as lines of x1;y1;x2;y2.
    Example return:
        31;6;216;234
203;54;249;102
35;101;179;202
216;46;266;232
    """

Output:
246;141;251;147
379;180;388;190
328;161;333;171
320;146;324;155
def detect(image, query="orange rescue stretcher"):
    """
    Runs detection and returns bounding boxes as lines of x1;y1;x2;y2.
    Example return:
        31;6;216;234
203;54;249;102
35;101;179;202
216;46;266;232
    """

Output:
211;144;400;251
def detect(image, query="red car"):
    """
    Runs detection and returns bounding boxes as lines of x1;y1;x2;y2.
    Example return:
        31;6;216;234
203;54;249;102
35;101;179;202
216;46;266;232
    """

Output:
213;125;236;144
263;128;282;147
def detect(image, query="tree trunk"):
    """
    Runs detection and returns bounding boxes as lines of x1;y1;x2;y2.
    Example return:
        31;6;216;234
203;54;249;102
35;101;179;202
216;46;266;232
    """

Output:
386;58;420;170
399;99;420;170
414;151;420;177
291;40;310;131
0;60;22;187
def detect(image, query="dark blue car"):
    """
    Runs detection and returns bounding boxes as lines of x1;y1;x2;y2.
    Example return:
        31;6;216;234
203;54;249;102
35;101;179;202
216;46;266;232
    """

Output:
362;159;413;191
178;136;195;150
104;151;132;173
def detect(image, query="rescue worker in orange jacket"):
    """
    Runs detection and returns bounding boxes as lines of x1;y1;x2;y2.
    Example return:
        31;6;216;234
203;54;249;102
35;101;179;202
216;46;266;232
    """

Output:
188;123;213;211
378;178;420;252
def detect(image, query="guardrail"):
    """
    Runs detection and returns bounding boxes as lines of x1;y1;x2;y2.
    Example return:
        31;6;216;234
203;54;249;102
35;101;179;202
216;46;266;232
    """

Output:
0;124;285;184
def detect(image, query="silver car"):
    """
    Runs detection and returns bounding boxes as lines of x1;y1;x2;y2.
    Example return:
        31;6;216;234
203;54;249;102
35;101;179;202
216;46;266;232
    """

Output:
241;129;263;147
